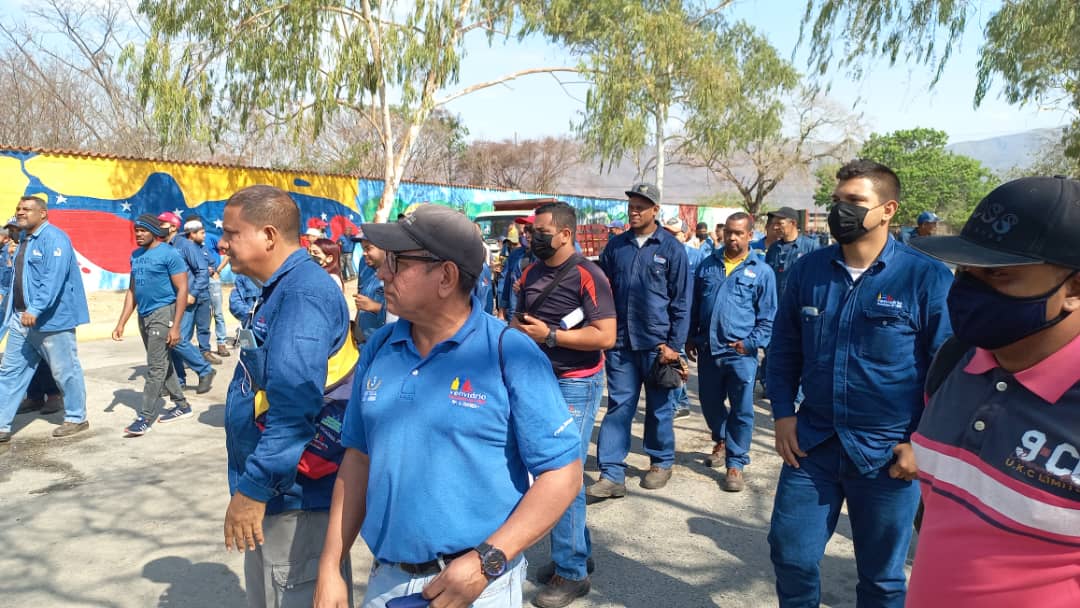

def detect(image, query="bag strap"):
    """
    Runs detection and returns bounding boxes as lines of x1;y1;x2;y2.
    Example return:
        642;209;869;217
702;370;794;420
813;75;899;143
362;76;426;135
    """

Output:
925;336;970;398
527;254;582;316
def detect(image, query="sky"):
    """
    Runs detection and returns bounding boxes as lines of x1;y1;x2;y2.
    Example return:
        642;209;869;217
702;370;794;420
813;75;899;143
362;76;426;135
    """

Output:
0;0;1068;146
444;0;1069;144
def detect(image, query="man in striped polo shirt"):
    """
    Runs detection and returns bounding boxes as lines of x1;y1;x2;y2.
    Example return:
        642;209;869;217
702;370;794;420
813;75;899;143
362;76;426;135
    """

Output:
908;176;1080;607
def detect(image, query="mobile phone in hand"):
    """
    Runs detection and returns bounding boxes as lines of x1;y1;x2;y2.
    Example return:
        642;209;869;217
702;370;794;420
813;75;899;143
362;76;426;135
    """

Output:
386;593;427;608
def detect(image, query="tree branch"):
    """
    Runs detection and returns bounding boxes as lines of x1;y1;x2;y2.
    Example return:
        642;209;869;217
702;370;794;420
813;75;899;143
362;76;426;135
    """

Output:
435;66;579;106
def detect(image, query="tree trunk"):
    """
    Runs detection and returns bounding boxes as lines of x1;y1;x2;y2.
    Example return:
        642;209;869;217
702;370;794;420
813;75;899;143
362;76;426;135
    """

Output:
654;103;668;197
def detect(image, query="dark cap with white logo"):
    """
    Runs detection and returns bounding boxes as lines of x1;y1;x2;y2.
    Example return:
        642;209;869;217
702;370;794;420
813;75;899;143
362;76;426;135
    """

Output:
911;176;1080;269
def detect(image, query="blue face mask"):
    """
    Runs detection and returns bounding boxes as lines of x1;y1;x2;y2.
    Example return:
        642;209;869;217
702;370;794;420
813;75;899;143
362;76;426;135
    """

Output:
947;270;1075;350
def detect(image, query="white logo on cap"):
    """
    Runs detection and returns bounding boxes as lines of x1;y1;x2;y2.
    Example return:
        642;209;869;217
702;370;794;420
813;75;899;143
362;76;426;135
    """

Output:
977;203;1019;236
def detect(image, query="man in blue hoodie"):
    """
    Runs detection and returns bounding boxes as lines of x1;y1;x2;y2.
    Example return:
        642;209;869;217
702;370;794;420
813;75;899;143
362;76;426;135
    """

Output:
0;195;90;442
219;185;352;608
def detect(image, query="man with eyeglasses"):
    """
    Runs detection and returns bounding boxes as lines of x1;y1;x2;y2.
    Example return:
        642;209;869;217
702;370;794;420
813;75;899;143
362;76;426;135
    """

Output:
588;183;690;498
314;204;582;608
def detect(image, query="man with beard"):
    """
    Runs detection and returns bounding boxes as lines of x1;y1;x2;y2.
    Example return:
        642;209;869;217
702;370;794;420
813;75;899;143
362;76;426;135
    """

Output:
111;214;192;436
766;160;952;607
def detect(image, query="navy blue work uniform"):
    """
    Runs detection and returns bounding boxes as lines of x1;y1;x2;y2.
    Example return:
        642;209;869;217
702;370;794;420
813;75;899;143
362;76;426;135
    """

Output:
167;234;212;381
689;250;776;470
764;234;820;298
595;223;690;484
765;237;953;608
499;246;534;318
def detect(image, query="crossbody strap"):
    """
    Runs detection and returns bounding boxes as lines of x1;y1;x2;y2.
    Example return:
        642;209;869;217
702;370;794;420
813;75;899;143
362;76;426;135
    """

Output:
527;255;582;316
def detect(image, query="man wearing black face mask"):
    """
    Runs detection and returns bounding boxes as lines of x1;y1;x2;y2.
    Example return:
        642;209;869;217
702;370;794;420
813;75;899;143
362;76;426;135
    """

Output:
903;176;1080;608
766;159;953;607
512;201;616;608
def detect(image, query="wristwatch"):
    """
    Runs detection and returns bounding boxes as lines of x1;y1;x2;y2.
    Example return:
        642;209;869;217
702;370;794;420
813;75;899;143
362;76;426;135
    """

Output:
545;327;558;348
475;542;507;580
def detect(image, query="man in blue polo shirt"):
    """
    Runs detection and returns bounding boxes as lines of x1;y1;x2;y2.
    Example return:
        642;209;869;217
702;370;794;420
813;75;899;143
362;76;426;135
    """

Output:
111;214;193;436
219;185;353;608
688;212;776;492
314;204;582;608
766;160;953;607
588;182;690;498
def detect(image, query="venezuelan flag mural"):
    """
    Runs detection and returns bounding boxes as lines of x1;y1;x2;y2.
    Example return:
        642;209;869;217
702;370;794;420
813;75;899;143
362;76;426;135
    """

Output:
0;147;634;292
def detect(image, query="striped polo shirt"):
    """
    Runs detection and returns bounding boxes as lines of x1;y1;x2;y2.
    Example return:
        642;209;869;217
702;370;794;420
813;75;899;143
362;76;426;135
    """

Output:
908;332;1080;607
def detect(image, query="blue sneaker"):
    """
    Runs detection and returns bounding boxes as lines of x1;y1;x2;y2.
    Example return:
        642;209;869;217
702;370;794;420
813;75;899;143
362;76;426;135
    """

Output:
157;405;193;424
124;417;152;437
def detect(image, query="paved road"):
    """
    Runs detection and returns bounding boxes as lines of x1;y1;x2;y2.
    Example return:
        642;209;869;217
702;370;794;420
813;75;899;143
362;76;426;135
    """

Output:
0;338;882;607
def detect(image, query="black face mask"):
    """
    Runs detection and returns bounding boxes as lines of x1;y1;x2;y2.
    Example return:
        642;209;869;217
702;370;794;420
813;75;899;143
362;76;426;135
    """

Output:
948;270;1076;350
530;230;558;260
828;202;882;245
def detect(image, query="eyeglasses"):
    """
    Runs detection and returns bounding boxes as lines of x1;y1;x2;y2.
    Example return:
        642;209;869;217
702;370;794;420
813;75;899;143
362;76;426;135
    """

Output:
386;251;444;274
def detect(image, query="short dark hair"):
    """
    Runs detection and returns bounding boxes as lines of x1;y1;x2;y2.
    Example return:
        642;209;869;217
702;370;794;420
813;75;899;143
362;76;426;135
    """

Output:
534;201;577;234
836;159;901;203
726;212;752;229
19;195;47;211
696;222;708;231
226;185;299;240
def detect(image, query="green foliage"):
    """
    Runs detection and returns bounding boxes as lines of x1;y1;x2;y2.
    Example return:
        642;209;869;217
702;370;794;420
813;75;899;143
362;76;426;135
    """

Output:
816;128;995;226
801;0;1080;167
812;161;841;208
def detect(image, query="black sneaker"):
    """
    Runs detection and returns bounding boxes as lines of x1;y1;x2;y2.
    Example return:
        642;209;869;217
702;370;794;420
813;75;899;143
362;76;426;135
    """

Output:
157;405;193;424
534;559;595;584
532;575;590;608
196;370;216;394
124;417;152;437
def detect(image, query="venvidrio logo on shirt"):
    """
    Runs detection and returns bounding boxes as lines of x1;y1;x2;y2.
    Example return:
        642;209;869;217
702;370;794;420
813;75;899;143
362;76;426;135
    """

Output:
449;377;488;409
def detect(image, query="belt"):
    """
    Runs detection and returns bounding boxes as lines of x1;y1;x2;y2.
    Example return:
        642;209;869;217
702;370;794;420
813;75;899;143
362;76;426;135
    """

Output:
396;548;473;576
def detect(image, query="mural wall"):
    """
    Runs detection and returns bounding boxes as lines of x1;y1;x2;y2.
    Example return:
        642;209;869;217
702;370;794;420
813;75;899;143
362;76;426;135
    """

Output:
1;148;663;291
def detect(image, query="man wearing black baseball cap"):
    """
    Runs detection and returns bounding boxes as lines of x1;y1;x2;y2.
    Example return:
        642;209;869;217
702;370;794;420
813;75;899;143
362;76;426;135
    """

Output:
316;203;583;608
904;176;1080;608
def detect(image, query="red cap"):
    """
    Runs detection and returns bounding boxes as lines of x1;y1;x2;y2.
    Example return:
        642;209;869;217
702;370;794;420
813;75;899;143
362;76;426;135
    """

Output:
514;215;536;225
156;211;182;227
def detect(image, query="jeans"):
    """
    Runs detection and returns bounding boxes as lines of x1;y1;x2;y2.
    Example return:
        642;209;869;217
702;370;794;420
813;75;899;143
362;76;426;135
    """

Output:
0;313;87;431
170;302;212;384
192;295;212;352
550;370;605;581
341;253;355;282
244;510;351;608
596;347;677;484
767;435;919;608
362;555;526;608
208;278;227;346
698;353;758;470
138;304;187;421
27;361;58;400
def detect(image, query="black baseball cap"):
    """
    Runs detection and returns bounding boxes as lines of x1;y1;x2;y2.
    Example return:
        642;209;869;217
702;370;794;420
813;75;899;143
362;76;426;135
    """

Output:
360;204;485;277
625;182;661;206
911;176;1080;269
767;207;799;221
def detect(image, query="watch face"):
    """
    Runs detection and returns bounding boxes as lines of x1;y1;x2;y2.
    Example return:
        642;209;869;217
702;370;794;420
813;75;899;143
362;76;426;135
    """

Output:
481;548;507;578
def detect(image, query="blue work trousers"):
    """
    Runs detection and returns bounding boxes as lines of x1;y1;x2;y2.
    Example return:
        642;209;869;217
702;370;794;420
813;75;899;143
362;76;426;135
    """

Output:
596;347;676;484
698;353;758;470
549;370;605;581
170;301;212;383
191;296;212;352
0;314;86;431
767;435;919;608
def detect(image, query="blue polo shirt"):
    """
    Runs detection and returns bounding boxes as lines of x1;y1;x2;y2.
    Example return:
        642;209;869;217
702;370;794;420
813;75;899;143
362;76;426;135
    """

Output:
341;297;580;564
130;244;186;316
766;237;953;473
